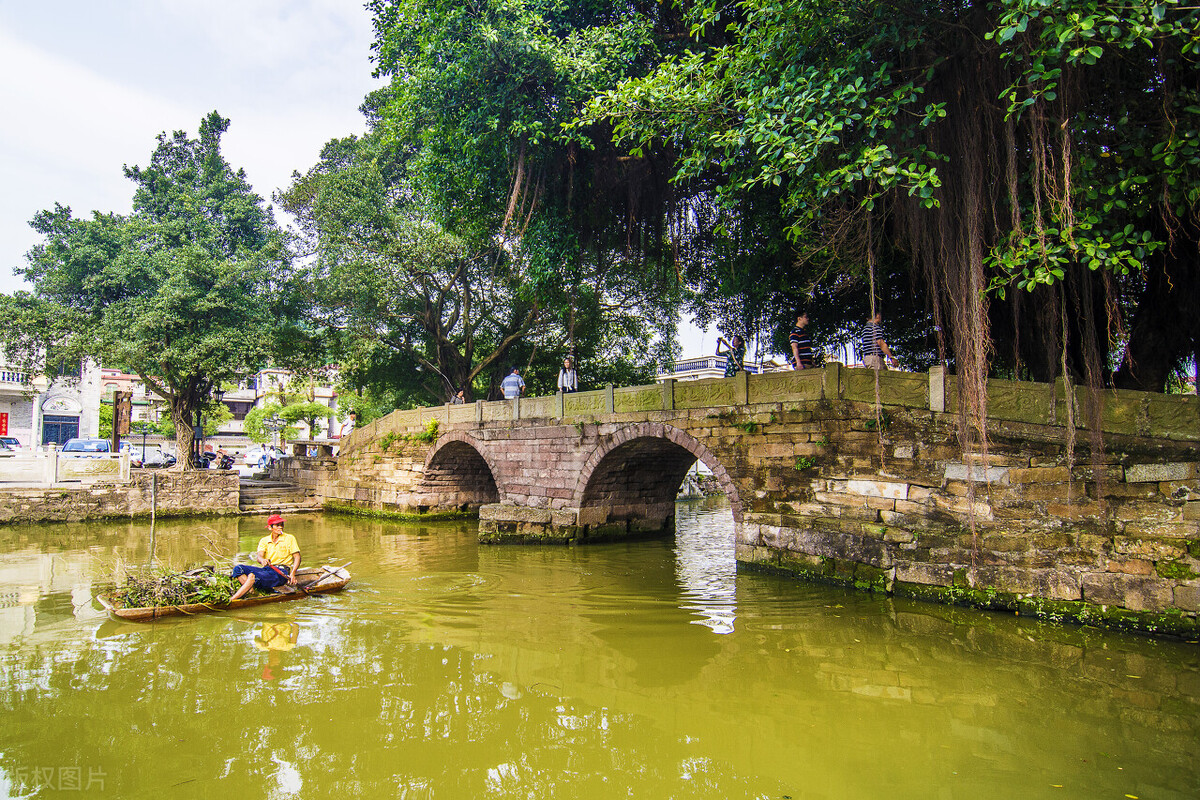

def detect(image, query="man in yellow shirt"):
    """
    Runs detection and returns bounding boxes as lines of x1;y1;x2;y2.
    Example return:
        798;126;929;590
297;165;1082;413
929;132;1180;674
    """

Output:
230;514;302;601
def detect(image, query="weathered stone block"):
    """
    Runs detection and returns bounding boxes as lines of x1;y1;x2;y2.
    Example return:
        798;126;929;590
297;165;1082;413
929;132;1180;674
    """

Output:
478;504;552;524
792;529;893;568
846;478;909;500
1045;502;1107;521
1113;502;1182;523
895;562;955;587
1125;462;1195;483
1106;559;1155;576
883;528;915;544
550;509;579;527
1008;466;1071;484
1093;482;1163;501
1112;537;1186;561
972;566;1081;600
1082;573;1174;612
735;522;762;546
944;464;1011;483
756;525;784;549
576;506;610;526
1174;584;1200;613
1122;521;1200;539
932;493;994;520
907;486;936;503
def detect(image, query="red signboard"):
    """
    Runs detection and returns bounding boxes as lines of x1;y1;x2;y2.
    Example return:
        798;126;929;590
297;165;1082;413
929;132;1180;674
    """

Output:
0;412;7;436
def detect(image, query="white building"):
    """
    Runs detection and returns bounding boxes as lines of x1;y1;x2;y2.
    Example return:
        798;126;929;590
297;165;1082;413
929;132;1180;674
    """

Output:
655;355;791;382
215;366;343;444
0;355;103;447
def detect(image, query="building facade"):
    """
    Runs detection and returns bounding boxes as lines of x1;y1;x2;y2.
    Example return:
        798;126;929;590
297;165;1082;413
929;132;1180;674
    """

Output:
0;356;102;448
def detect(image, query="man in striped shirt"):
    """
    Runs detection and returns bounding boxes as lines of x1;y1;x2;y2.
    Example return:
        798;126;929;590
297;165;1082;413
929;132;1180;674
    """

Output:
860;312;898;370
789;312;814;370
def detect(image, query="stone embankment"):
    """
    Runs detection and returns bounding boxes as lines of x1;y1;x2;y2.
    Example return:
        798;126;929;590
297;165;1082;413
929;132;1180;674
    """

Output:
734;397;1200;637
0;470;240;524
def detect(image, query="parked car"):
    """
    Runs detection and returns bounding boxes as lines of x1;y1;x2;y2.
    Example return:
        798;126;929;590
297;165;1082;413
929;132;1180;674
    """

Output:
0;436;20;450
129;445;168;468
243;446;285;467
61;438;113;458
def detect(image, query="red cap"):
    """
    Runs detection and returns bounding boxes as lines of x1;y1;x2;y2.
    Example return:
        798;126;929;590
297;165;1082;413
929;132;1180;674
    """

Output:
265;514;285;528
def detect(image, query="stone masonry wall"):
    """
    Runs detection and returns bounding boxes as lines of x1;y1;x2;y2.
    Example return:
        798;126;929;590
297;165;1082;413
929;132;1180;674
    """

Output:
0;470;240;524
733;400;1200;638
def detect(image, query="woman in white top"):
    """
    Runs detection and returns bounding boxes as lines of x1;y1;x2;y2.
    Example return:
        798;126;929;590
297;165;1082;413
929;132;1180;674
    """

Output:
557;357;578;393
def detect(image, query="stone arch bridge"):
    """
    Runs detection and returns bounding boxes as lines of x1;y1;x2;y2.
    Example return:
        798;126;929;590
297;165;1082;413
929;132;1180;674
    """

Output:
284;365;1200;637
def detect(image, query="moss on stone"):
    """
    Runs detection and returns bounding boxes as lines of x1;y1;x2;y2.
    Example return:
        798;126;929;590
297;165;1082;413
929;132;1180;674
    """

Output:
1155;559;1199;581
326;501;475;522
886;578;1200;641
853;564;890;592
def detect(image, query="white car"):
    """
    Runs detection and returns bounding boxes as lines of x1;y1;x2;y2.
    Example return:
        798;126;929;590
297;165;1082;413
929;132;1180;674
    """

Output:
243;446;285;466
61;438;113;458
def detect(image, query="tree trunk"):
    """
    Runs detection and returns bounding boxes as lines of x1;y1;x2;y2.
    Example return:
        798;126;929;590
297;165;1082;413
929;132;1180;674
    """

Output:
1114;220;1200;392
169;399;197;471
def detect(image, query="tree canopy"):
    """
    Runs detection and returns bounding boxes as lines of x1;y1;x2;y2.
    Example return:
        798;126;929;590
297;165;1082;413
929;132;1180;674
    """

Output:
280;0;696;405
583;0;1200;397
3;112;295;464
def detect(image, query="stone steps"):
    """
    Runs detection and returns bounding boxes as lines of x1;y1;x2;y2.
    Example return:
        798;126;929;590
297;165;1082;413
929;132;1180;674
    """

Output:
238;479;323;514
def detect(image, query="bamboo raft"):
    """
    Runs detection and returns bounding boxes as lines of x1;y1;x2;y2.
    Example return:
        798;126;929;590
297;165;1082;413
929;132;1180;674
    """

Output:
96;565;351;621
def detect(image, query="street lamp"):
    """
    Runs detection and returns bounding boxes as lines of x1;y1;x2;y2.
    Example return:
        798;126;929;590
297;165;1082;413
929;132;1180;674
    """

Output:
262;415;285;452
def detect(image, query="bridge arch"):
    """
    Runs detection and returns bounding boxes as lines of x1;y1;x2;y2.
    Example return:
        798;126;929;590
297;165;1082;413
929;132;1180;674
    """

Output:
420;432;500;512
573;422;743;525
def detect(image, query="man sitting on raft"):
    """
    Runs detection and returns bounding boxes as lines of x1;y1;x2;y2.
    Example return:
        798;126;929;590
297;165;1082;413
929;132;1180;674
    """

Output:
230;514;301;601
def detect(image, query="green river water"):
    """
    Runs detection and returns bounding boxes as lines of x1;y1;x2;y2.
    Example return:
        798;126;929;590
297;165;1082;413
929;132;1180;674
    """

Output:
0;498;1198;799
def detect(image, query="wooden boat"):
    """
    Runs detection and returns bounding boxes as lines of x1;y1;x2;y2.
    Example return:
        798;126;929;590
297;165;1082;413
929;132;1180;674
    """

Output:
96;565;351;622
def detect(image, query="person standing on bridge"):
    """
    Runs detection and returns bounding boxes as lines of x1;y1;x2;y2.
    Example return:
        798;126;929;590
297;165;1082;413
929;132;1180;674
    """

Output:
501;367;525;399
338;410;357;438
557;356;578;394
789;312;815;370
859;311;898;370
716;334;746;377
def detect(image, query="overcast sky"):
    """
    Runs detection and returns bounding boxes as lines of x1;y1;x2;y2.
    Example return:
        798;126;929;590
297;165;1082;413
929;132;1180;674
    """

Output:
0;1;716;356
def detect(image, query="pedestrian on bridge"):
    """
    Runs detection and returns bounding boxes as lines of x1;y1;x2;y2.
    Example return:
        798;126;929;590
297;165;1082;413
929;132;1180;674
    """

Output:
501;367;525;399
860;311;898;370
716;334;746;377
790;312;814;370
557;357;578;393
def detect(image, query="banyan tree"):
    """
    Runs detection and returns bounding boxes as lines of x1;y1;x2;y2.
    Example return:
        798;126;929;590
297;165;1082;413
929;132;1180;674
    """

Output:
583;0;1199;407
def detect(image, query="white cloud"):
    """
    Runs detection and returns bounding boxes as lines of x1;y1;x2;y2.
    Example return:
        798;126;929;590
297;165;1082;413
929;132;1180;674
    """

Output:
0;3;381;293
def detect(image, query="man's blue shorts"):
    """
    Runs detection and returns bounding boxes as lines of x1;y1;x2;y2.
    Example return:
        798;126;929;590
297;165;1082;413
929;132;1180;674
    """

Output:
232;563;290;589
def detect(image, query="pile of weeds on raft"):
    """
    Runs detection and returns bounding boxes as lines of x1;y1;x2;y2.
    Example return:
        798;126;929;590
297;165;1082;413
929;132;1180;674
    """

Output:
110;567;254;609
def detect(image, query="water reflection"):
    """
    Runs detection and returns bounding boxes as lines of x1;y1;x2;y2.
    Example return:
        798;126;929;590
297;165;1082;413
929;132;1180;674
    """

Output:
674;496;738;634
0;505;1196;798
256;620;300;682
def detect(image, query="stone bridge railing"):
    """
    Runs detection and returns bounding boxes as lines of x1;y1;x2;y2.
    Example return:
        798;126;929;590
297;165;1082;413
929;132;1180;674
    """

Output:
340;363;1198;452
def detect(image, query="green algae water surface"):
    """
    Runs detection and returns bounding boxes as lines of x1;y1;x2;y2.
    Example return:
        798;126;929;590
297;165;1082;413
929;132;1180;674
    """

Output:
0;499;1197;799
